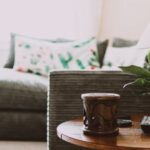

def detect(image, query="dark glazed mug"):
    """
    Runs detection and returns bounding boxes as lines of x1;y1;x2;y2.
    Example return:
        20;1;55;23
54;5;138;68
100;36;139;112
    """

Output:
81;93;120;135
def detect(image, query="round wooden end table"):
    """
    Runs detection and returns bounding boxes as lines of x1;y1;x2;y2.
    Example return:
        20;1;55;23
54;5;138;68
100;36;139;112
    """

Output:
57;115;150;150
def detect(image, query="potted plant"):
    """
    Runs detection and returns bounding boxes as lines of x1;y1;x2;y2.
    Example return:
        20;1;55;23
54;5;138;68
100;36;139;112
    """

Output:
120;52;150;94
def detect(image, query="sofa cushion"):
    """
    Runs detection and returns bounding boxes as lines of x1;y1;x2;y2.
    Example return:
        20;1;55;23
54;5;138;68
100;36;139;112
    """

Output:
4;33;73;69
103;46;149;70
103;46;136;69
13;35;99;76
0;68;47;111
97;40;109;67
3;34;15;68
0;111;46;141
5;33;107;70
112;38;138;47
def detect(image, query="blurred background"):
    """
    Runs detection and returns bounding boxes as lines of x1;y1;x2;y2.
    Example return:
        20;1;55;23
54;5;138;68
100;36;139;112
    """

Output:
0;0;150;65
0;0;150;41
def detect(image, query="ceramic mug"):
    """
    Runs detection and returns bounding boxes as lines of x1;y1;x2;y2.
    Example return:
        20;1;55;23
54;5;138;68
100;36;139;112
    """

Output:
81;93;120;135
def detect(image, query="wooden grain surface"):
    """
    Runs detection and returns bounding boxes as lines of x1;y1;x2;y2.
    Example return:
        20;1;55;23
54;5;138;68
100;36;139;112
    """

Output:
57;116;150;150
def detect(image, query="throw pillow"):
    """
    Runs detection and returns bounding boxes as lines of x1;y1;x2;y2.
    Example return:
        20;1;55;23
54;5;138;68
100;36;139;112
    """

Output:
3;34;15;68
112;38;138;47
4;33;74;69
97;40;109;67
0;42;10;68
13;35;99;76
103;46;150;70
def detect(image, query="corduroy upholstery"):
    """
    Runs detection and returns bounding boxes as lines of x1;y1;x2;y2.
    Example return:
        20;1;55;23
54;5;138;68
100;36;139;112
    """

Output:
0;68;47;140
48;71;150;150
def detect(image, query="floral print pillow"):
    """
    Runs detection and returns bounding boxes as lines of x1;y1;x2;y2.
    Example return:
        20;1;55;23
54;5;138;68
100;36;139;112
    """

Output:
13;35;99;76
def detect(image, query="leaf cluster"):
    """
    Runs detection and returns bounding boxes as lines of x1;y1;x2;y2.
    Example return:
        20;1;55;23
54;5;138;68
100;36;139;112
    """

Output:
120;52;150;91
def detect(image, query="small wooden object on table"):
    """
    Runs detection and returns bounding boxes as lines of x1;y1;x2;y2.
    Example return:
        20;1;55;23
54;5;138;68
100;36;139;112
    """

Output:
57;115;150;150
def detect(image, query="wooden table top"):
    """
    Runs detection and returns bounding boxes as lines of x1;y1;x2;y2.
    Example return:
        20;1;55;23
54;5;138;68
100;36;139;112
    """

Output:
57;115;150;150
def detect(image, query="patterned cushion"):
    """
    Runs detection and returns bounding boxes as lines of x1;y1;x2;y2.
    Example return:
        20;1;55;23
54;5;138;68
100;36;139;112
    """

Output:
13;35;99;76
4;33;73;69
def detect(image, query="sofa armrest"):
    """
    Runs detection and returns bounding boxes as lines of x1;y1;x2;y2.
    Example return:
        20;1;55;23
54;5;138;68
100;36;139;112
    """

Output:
48;70;150;150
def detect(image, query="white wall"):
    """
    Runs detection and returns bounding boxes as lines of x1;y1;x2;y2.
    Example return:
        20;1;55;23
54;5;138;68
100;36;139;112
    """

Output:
0;0;103;41
0;0;150;42
99;0;150;41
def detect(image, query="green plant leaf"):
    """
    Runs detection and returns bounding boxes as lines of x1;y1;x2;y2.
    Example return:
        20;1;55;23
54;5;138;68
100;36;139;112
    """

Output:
123;78;150;89
146;51;150;64
119;65;150;79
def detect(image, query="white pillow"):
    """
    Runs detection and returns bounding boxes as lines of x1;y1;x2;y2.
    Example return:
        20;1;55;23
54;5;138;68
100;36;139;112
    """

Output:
132;48;150;66
103;46;150;69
